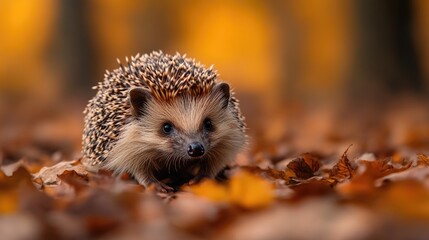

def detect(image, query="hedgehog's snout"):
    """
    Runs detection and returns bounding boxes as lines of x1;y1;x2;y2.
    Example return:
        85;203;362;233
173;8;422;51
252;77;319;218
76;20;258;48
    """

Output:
187;142;205;158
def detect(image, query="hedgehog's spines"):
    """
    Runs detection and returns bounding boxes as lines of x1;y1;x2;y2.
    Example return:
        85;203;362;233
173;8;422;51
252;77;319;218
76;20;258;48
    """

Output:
116;58;125;73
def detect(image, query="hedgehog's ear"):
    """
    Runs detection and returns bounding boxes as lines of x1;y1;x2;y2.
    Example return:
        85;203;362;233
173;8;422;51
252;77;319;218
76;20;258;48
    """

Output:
129;87;152;117
213;83;230;109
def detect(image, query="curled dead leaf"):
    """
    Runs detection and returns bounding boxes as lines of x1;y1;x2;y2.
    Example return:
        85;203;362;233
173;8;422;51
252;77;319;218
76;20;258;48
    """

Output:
58;170;90;194
328;146;355;183
286;153;321;179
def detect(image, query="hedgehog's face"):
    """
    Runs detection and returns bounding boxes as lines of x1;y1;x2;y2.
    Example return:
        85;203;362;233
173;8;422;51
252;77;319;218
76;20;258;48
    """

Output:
129;83;242;162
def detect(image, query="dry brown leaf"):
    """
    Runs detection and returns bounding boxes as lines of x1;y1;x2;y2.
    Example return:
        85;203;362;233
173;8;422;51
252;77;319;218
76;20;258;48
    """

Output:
1;157;49;177
58;170;90;194
286;153;321;179
328;146;355;183
359;158;412;179
336;158;412;197
1;159;26;176
32;158;88;185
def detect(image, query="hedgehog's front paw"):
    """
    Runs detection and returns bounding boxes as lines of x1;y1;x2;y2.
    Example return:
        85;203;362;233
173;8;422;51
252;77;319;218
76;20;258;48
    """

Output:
142;179;176;193
135;173;175;192
153;181;175;193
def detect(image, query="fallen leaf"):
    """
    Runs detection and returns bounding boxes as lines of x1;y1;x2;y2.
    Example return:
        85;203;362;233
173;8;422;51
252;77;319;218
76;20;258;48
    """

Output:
58;170;90;194
337;158;412;197
32;158;87;185
286;153;320;179
1;157;48;176
229;171;274;208
187;180;229;203
359;158;412;179
188;171;274;208
328;146;355;183
1;159;27;176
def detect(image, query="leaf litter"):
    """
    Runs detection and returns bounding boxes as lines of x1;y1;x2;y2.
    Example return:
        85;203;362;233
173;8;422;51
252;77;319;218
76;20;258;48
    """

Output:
2;100;429;239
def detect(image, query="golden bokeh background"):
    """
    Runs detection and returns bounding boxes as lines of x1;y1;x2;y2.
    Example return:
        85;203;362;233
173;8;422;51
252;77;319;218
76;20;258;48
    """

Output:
3;0;429;99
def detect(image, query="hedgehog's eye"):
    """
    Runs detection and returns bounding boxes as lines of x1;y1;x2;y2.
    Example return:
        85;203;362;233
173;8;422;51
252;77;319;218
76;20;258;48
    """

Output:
203;118;213;131
162;122;174;134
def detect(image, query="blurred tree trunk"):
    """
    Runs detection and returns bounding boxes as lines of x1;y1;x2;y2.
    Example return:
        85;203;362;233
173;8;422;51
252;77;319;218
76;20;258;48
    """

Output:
56;0;93;97
348;0;423;101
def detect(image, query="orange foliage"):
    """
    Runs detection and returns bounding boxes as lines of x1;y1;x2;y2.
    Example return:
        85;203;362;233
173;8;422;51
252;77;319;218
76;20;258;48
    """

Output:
188;171;274;209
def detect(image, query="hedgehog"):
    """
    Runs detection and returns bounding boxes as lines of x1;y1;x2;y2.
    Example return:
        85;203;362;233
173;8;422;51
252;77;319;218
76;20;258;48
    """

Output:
82;51;246;191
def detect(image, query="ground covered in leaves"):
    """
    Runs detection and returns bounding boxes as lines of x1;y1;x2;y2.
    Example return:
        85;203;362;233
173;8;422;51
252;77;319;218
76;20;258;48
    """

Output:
2;98;429;239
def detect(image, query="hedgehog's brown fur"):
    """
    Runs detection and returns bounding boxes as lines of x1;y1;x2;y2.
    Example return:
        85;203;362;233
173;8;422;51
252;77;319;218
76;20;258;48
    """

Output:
83;51;246;189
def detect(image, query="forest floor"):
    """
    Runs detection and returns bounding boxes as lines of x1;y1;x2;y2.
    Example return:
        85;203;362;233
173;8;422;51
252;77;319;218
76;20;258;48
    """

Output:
1;97;429;240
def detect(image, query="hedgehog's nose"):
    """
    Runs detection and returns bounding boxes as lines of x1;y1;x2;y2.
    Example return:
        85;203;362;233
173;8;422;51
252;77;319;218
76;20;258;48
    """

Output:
187;142;205;157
